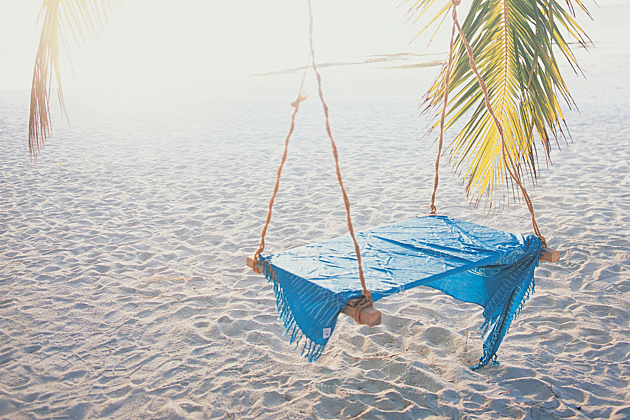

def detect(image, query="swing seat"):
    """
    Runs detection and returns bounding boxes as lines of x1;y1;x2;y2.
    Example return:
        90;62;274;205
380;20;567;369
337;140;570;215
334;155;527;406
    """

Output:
247;215;558;368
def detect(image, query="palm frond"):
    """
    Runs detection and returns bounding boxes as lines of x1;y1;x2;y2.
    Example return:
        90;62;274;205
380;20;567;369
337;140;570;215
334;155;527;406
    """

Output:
29;0;120;159
407;0;590;209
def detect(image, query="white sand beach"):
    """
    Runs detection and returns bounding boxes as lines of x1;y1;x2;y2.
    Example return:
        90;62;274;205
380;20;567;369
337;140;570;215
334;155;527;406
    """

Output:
1;2;629;419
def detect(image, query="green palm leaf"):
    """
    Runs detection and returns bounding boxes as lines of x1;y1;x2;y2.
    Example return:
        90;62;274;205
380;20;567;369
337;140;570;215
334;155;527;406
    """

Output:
409;0;590;209
29;0;120;159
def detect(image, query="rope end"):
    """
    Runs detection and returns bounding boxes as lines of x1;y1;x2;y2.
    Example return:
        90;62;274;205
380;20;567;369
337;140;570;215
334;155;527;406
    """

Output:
291;93;308;108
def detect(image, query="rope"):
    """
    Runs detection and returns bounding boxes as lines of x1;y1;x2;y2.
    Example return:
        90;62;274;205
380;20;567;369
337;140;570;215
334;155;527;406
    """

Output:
429;7;458;216
307;0;373;318
252;0;374;322
251;58;310;274
448;0;548;248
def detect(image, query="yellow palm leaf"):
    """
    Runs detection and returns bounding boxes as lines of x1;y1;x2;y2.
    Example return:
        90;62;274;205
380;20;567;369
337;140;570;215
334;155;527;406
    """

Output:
29;0;120;159
408;0;590;209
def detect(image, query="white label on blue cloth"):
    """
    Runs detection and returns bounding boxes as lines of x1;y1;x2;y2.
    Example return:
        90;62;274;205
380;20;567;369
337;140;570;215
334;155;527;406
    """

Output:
323;327;331;339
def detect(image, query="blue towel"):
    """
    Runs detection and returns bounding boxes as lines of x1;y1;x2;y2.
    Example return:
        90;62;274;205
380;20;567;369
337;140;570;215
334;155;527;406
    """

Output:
256;215;541;369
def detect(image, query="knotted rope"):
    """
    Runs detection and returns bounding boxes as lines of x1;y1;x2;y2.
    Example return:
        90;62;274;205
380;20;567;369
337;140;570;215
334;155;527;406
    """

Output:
251;59;310;275
429;3;458;216
431;0;548;248
307;0;373;319
252;0;373;321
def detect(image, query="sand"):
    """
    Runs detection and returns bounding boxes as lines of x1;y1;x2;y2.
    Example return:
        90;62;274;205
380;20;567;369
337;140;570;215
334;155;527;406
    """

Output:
1;4;630;419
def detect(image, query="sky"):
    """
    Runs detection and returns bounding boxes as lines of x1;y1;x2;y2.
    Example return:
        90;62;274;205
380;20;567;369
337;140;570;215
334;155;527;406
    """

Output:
0;0;618;93
0;0;446;91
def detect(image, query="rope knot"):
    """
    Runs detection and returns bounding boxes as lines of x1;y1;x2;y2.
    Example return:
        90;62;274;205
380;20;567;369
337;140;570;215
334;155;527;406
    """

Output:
353;290;374;324
291;92;308;108
251;251;263;274
451;0;461;6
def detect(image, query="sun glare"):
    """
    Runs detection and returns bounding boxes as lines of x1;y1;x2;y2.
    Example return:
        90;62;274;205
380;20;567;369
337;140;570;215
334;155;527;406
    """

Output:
0;0;436;91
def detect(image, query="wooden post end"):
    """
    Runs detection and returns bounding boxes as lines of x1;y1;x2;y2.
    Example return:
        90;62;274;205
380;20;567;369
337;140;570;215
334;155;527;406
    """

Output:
341;298;382;326
540;248;560;263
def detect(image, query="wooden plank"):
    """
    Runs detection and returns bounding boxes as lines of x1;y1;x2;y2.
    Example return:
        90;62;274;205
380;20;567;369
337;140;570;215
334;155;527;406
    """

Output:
540;248;560;263
246;257;255;269
341;298;382;326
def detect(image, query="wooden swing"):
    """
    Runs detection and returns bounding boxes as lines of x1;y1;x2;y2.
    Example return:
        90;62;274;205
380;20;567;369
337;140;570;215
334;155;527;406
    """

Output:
246;0;559;328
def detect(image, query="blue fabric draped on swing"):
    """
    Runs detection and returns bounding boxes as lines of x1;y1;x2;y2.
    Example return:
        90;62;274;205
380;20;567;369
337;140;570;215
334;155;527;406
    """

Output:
255;215;541;369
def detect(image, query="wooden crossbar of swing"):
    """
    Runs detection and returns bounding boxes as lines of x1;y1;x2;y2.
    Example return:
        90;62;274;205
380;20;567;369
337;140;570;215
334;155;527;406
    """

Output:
246;248;558;327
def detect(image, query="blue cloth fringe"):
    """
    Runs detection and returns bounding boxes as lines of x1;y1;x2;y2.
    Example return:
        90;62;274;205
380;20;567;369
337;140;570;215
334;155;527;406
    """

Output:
257;216;542;368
